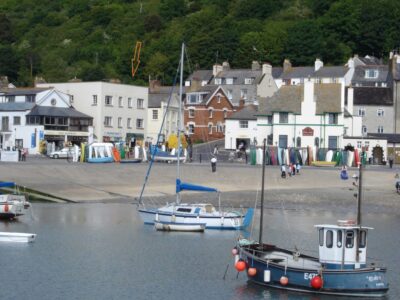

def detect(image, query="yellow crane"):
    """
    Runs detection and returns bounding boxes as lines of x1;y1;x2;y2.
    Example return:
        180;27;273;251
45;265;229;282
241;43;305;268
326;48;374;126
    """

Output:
131;41;142;78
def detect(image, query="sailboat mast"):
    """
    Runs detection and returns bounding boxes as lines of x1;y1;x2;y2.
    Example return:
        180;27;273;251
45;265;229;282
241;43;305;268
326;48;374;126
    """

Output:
259;139;266;245
357;153;363;226
176;43;185;205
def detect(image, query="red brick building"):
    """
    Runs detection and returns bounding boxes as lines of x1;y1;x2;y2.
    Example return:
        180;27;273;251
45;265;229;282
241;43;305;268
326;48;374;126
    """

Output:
184;86;235;142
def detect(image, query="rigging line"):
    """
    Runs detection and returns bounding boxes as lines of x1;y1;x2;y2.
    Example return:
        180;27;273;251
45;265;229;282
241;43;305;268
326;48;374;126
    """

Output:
249;189;258;241
184;46;193;76
279;198;297;251
138;57;181;207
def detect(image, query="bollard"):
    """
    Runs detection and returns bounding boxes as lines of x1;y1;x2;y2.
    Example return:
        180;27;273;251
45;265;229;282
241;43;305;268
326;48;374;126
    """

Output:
199;154;202;163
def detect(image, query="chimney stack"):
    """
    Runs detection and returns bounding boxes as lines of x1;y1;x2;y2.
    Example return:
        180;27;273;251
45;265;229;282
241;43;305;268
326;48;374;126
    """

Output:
314;58;323;71
213;64;223;76
262;63;272;75
283;59;292;73
251;61;261;71
222;61;230;71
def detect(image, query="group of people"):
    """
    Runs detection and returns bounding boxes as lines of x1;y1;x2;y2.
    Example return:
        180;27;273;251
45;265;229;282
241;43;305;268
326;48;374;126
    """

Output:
281;163;301;178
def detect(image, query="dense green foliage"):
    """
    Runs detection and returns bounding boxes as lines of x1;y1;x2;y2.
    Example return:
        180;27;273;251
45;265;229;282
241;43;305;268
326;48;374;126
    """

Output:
0;0;399;86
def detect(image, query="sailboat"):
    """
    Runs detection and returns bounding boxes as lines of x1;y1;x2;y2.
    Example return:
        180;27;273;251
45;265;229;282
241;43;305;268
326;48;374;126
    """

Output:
234;139;388;297
138;43;254;230
0;182;31;219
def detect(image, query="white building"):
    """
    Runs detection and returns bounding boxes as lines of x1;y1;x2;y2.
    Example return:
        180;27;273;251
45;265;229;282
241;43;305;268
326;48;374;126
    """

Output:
147;82;181;144
0;88;92;153
256;80;362;149
37;81;148;145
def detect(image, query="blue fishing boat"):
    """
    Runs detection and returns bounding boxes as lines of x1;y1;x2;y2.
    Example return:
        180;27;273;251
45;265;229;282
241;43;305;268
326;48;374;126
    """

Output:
234;140;388;297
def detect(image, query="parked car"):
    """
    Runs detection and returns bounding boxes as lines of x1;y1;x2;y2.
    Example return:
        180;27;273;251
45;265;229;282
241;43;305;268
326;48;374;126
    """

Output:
49;147;80;159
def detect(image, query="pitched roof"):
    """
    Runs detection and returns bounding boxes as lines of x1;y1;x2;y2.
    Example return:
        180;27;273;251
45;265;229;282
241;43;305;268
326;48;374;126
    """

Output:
280;67;315;80
0;102;35;111
367;133;400;143
148;86;178;108
27;106;92;118
352;87;393;105
214;69;263;85
314;66;349;78
186;70;213;83
258;83;342;115
351;65;389;84
272;67;283;79
0;87;50;96
226;105;258;120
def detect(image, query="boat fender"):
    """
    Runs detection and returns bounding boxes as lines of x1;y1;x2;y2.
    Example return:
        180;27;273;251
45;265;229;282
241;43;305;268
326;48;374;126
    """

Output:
235;259;246;272
248;267;257;277
4;204;9;212
231;247;238;256
263;270;271;282
310;275;323;289
280;276;289;286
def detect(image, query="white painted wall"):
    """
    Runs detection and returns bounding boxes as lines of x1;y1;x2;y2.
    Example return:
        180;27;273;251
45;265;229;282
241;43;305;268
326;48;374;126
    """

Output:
225;119;257;149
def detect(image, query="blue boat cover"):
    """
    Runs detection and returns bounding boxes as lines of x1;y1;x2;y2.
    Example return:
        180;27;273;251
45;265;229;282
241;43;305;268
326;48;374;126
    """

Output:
176;179;217;193
0;182;15;188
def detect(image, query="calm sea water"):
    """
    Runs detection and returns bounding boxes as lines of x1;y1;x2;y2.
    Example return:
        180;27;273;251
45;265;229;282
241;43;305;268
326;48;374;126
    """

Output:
0;203;398;300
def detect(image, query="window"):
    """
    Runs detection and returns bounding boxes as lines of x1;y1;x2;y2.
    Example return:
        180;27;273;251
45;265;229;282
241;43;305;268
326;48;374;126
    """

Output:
223;109;228;118
118;97;123;107
136;118;144;128
319;229;324;246
296;137;301;147
118;117;122;128
93;95;98;105
152;110;158;120
217;95;221;103
26;95;36;103
105;96;113;105
267;134;273;145
127;118;132;128
267;115;273;124
244;78;254;84
214;78;222;84
188;124;195;134
104;116;112;127
208;123;213;134
26;116;40;125
70;95;74;103
279;112;288;124
359;230;367;248
239;120;248;128
57;117;67;125
6;95;15;102
357;141;362;148
328;113;338;125
216;122;223;133
362;125;367;135
13;116;21;125
328;136;338;149
377;108;384;117
45;117;55;124
365;69;378;79
185;80;191;87
226;78;233;85
337;230;343;248
279;135;288;148
187;94;197;104
240;89;248;99
345;231;354;248
209;109;213;118
358;108;365;117
128;98;132;108
315;137;320;147
189;109;195;118
326;230;333;248
377;126;383;133
137;98;144;109
227;90;233;100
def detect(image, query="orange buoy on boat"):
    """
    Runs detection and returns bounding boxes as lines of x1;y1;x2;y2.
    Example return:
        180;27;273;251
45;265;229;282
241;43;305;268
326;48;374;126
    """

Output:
280;276;289;285
247;267;257;276
311;275;323;289
235;260;246;272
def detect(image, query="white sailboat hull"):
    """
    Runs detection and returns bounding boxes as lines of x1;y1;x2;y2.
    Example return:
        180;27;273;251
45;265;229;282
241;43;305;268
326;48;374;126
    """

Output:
0;195;30;219
0;232;36;243
154;221;205;232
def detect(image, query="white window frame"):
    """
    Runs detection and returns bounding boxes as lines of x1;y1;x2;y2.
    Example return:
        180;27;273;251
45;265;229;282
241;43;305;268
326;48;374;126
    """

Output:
377;108;384;117
93;95;98;105
187;94;197;104
223;109;228;118
136;118;144;129
137;98;144;109
362;125;367;135
13;116;21;125
127;118;132;128
365;69;378;79
358;107;365;117
244;78;253;85
227;89;233;100
128;98;132;108
208;123;213;134
118;97;123;107
118;117;122;128
188;123;195;134
239;120;248;128
105;96;113;106
240;89;247;99
226;78;233;85
216;122;223;133
214;78;222;85
377;125;383;133
188;109;195;118
152;109;158;120
357;141;362;149
209;108;213;118
104;116;112;127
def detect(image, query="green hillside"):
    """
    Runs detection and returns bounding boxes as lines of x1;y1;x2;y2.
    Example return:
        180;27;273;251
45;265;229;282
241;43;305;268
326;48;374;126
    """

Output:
1;0;399;86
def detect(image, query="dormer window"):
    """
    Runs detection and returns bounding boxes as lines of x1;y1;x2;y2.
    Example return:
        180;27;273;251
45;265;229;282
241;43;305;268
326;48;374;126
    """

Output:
185;80;191;87
214;78;222;85
365;69;378;79
226;78;233;85
187;94;197;104
244;78;254;84
201;80;208;86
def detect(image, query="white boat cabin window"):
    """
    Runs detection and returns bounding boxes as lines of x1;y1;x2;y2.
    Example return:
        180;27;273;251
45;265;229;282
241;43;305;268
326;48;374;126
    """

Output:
326;230;333;248
346;231;354;248
337;230;343;247
359;230;367;248
177;208;192;213
319;229;324;246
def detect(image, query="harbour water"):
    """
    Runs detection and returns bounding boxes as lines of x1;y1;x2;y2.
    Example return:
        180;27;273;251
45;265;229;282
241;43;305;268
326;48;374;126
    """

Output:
0;203;398;300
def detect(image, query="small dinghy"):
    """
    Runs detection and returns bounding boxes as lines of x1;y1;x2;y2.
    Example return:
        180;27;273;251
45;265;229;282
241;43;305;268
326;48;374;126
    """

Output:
0;232;36;243
154;220;205;232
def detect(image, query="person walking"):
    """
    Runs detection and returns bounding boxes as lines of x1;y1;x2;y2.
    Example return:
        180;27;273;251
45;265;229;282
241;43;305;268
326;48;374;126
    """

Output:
389;154;394;168
211;156;217;172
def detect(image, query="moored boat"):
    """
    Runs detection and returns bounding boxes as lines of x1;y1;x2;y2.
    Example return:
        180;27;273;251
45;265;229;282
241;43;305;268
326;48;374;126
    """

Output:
0;232;36;243
234;140;388;297
154;220;206;232
0;182;31;219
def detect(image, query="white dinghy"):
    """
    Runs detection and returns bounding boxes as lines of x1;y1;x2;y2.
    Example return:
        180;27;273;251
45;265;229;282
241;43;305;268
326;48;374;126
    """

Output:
0;232;36;243
154;220;205;232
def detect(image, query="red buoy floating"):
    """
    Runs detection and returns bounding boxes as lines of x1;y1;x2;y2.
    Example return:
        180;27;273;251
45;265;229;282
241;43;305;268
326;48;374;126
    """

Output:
310;275;323;289
280;276;289;286
235;260;246;272
231;247;238;256
247;267;257;276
